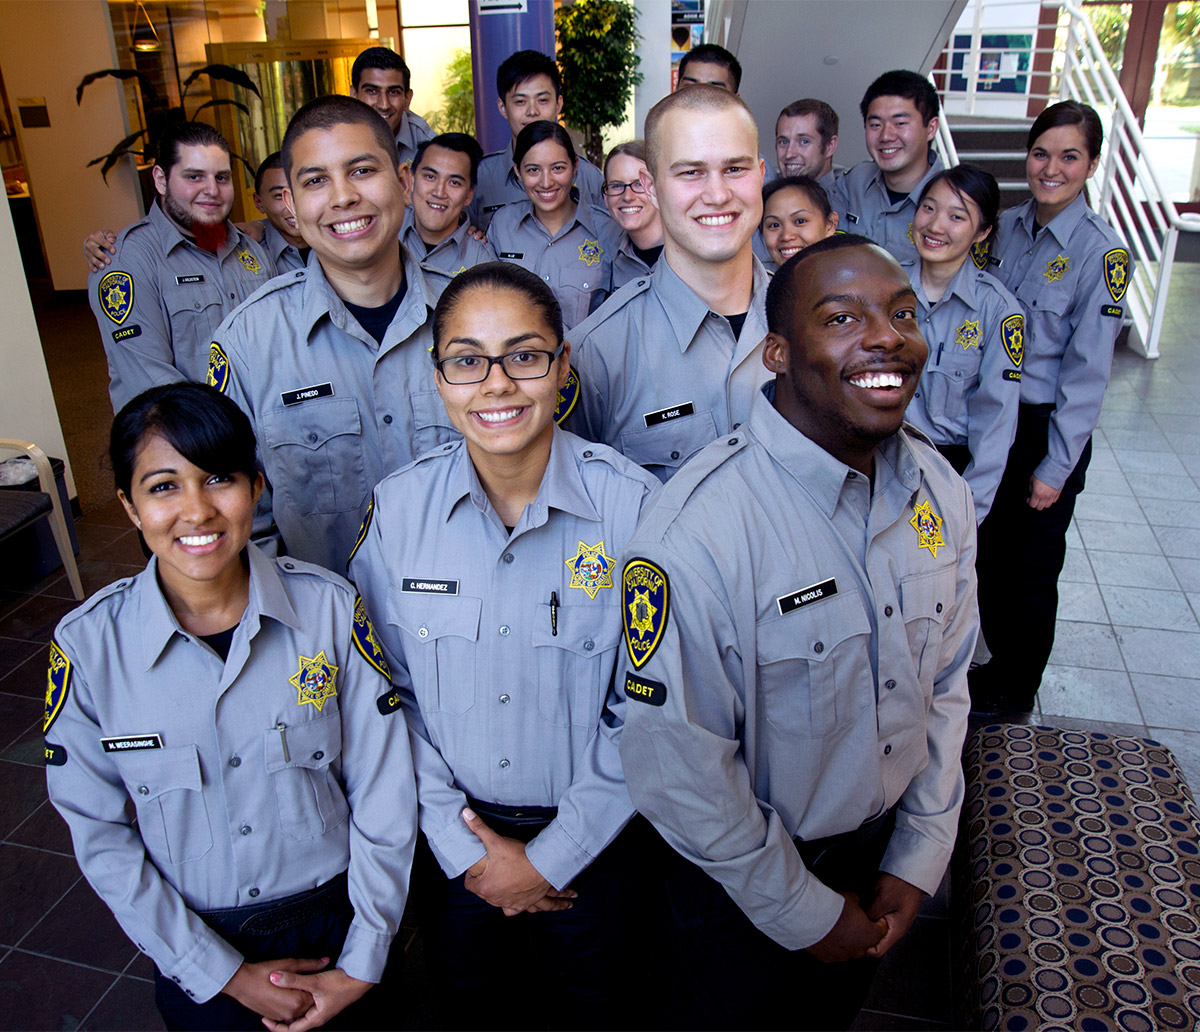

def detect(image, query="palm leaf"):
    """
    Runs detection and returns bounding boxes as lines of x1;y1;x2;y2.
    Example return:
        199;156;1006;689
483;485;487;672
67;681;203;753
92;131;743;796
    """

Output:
76;69;161;109
182;64;262;103
192;99;251;120
86;129;150;181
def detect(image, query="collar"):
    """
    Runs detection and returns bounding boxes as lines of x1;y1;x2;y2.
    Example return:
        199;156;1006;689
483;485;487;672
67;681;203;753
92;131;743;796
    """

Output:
654;254;770;353
867;153;945;208
1015;191;1091;247
402;206;469;256
509;191;589;239
262;220;300;263
148;201;244;261
137;543;303;670
394;110;418;150
906;253;981;310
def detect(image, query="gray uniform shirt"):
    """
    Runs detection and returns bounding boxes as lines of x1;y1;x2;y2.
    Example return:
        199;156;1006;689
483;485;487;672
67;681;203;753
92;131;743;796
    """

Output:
262;219;306;274
44;545;417;1002
610;233;655;292
212;249;457;570
489;199;623;330
565;256;771;481
349;429;658;890
903;257;1023;521
618;387;976;949
89;202;274;412
395;110;436;168
470;142;606;231
399;207;498;276
831;155;945;264
989;194;1130;489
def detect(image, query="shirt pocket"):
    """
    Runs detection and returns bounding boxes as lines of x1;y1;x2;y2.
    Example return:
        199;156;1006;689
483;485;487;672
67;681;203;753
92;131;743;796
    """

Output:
618;410;718;478
1025;280;1072;351
263;713;348;841
532;602;622;729
388;590;481;715
920;364;973;426
261;396;369;516
112;744;212;865
756;592;873;737
899;567;957;698
410;389;459;456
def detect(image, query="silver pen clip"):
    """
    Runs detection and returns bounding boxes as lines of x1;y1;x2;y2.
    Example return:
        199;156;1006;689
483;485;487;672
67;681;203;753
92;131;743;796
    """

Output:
275;722;290;763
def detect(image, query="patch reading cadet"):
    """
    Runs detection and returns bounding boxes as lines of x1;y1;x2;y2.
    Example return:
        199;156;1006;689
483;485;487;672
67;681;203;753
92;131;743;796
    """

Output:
44;641;71;733
207;342;231;393
623;558;669;669
578;238;603;266
1003;369;1022;381
910;499;945;558
352;596;391;680
112;325;142;343
44;743;67;766
281;382;334;407
100;733;163;753
98;271;133;325
777;578;838;616
376;689;403;716
1104;248;1129;303
624;672;666;706
555;366;580;425
1001;314;1024;368
1101;304;1123;319
347;498;373;566
402;578;459;595
290;651;338;711
565;541;614;599
643;402;695;428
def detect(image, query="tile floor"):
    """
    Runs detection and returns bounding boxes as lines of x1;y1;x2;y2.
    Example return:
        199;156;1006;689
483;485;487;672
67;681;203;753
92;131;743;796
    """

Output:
1;265;1198;1029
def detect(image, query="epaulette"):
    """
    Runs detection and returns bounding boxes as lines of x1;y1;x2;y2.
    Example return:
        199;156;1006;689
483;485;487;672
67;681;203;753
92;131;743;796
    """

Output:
54;574;138;631
899;420;937;450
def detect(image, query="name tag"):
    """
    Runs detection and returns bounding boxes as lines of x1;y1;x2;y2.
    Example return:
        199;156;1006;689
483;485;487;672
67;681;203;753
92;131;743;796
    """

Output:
988;255;1003;268
643;402;695;427
484;204;505;213
280;382;334;406
402;578;460;595
101;733;163;753
776;578;837;616
845;212;859;224
498;252;524;260
175;274;205;284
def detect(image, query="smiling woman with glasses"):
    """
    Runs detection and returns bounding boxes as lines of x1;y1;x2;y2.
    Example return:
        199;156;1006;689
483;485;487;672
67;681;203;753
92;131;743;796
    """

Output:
603;139;665;290
349;261;660;1028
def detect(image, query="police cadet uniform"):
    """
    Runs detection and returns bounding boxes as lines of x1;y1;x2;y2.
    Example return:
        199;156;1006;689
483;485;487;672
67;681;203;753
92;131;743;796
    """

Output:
610;233;657;292
469;142;606;232
565;256;771;481
902;255;1023;522
399;206;498;277
973;192;1130;706
617;385;976;1029
394;109;435;168
349;428;658;1023
489;197;624;330
261;219;306;274
44;545;417;1029
210;248;457;571
831;154;945;265
89;203;274;412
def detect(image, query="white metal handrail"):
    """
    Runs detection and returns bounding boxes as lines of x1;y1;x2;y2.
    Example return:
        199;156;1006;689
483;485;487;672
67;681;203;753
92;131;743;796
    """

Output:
936;0;1200;359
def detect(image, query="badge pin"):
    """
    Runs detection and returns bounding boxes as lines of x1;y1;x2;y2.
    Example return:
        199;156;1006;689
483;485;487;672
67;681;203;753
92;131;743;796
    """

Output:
578;238;604;266
954;319;981;350
289;651;338;710
565;541;614;599
910;499;945;557
1044;254;1070;283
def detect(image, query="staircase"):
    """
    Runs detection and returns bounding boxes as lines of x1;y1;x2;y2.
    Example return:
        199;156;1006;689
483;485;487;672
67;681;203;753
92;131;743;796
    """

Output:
945;115;1030;211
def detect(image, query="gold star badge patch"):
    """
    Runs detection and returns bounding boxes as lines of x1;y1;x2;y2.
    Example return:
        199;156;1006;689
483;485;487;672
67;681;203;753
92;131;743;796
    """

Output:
1044;254;1069;283
955;319;981;350
910;500;945;557
289;651;338;710
237;248;263;274
565;540;614;599
578;238;603;266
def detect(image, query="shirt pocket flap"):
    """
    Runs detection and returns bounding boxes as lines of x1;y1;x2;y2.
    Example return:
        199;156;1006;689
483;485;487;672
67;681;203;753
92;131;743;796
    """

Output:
757;592;871;665
163;281;223;316
899;568;956;624
112;743;203;800
263;713;342;773
531;602;621;655
388;588;482;644
411;389;456;432
262;397;361;452
618;410;718;471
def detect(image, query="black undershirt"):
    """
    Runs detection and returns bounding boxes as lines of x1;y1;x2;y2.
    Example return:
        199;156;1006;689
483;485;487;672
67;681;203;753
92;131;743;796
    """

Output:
886;187;909;205
726;311;749;339
632;242;663;268
200;626;236;661
344;274;408;345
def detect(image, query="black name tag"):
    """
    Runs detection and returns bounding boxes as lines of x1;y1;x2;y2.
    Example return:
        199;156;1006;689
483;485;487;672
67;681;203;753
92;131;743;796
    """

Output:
402;578;459;595
112;324;142;342
643;402;695;427
845;212;859;224
1003;369;1022;381
1101;304;1123;318
988;255;1003;268
484;204;505;213
175;274;205;284
777;578;837;616
498;252;524;260
624;672;667;706
281;382;334;406
101;733;163;753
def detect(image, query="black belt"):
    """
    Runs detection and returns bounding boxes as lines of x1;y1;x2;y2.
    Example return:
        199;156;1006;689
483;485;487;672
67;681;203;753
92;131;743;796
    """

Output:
793;805;897;872
1019;402;1056;415
466;797;557;831
198;870;349;936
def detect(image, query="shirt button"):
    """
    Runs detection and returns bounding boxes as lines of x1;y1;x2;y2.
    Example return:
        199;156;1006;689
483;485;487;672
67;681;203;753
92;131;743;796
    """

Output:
499;625;510;636
503;552;514;564
884;744;892;756
582;450;593;458
307;432;318;443
248;887;260;898
240;825;252;836
172;976;181;983
382;414;393;425
193;301;201;309
583;639;595;651
418;626;429;638
885;679;896;690
733;422;741;430
283;562;295;570
229;756;241;768
847;471;857;479
813;641;824;654
936;602;943;613
670;450;680;460
138;785;149;795
884;605;894;617
312;751;324;761
728;437;738;446
499;694;511;704
499;758;511;769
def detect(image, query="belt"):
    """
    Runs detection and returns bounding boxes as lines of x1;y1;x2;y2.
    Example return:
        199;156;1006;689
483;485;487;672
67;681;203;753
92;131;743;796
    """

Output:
1019;402;1056;415
466;797;557;831
793;805;897;872
198;870;349;936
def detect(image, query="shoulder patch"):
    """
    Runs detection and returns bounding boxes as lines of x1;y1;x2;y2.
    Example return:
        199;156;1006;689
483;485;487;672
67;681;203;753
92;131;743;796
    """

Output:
376;688;403;716
98;271;133;325
347;498;373;567
45;641;72;733
622;558;669;669
208;342;231;394
624;671;666;706
555;365;580;425
352;596;391;680
1104;248;1129;303
44;742;68;766
1001;313;1024;368
970;238;990;270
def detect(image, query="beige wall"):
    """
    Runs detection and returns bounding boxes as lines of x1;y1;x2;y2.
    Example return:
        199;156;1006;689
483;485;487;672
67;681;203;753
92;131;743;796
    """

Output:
0;0;143;291
0;194;74;496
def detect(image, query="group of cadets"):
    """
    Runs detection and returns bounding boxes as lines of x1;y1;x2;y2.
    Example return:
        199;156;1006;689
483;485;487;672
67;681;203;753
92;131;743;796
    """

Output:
51;36;1129;1032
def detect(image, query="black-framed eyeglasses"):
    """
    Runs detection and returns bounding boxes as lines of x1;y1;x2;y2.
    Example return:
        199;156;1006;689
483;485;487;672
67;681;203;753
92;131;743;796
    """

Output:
601;179;646;197
435;345;564;385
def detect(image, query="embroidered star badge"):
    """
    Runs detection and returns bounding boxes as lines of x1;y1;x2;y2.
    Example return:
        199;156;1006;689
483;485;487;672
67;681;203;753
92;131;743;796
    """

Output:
1044;254;1069;283
578;238;603;266
910;500;945;557
237;248;262;274
289;651;338;710
955;319;981;350
565;540;614;599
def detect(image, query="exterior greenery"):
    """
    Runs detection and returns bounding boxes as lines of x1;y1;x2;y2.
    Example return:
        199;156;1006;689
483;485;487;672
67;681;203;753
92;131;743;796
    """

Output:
428;49;476;136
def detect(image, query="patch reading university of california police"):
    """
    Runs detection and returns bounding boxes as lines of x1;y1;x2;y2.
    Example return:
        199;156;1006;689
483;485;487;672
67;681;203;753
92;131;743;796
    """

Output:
347;498;373;566
352;596;391;680
623;558;669;669
44;641;71;733
207;342;231;393
565;541;614;599
777;578;837;616
1104;248;1129;303
970;238;990;270
290;651;338;711
98;271;133;325
554;366;580;425
910;499;945;557
624;672;666;706
1001;314;1024;368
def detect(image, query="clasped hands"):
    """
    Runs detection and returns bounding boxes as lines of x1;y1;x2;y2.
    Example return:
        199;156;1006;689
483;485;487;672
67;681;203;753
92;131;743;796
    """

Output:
461;806;577;916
